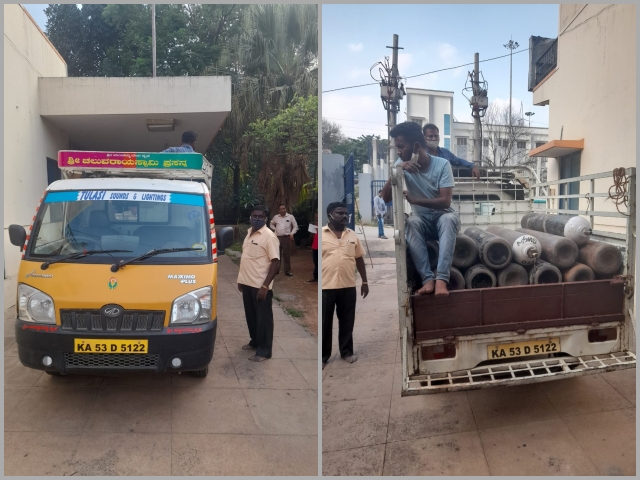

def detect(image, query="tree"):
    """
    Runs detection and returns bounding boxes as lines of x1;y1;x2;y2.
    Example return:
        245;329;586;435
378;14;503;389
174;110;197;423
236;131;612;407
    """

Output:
331;134;388;173
479;102;530;168
322;118;345;150
248;96;318;216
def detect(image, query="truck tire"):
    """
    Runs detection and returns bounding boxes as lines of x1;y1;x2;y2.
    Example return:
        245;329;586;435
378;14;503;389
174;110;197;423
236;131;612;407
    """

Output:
191;366;209;378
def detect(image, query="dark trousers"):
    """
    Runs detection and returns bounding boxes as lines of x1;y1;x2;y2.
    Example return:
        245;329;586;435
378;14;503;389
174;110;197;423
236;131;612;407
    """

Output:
312;249;318;279
322;287;357;363
278;236;292;273
241;285;274;358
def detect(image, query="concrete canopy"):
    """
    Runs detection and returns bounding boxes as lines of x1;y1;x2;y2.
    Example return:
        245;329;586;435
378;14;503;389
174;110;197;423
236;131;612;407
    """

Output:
528;139;584;158
38;76;232;153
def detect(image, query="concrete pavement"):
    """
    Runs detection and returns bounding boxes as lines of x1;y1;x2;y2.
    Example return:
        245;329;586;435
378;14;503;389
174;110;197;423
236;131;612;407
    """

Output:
4;255;318;476
322;225;636;476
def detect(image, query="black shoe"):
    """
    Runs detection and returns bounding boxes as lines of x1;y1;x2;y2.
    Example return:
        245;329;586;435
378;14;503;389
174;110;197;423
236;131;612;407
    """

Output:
285;272;293;277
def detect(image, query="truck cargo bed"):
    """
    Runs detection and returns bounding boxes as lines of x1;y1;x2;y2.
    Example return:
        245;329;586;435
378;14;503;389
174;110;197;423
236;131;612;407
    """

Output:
412;279;625;341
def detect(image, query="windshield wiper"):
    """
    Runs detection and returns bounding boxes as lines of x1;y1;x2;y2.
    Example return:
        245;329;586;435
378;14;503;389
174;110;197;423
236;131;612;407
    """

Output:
111;247;204;272
41;250;132;270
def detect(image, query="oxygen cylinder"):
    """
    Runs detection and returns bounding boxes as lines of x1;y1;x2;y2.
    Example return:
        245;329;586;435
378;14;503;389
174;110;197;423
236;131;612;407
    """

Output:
520;213;592;246
562;262;595;282
496;263;529;287
448;266;466;291
464;227;513;270
515;228;578;269
453;234;479;269
426;241;439;270
528;260;562;284
486;226;541;266
464;264;497;289
577;240;623;277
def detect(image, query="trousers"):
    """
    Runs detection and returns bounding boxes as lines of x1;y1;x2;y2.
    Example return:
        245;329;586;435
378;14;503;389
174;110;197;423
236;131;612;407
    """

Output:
322;287;357;363
278;236;291;273
405;211;460;284
241;285;274;358
377;214;385;237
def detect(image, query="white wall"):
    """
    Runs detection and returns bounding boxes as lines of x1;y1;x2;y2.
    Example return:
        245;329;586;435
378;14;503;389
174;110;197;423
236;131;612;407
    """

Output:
4;5;69;306
533;4;635;231
358;172;373;223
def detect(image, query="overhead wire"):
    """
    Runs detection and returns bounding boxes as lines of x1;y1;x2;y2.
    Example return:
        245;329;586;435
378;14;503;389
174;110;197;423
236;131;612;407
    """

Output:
322;47;531;94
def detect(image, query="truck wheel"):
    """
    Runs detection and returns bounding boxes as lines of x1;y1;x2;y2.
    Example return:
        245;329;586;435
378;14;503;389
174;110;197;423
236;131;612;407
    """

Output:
45;371;62;376
191;366;209;378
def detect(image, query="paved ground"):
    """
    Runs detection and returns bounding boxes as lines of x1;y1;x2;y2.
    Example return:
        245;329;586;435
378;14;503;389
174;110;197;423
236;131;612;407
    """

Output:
4;255;318;476
322;225;636;476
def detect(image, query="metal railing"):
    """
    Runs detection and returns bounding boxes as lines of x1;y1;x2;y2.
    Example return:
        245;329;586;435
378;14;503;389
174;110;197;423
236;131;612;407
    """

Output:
535;39;557;86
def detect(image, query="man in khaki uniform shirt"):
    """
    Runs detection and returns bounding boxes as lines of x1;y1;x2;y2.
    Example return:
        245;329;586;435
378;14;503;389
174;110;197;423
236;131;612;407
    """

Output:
270;204;298;276
238;205;280;361
322;202;369;369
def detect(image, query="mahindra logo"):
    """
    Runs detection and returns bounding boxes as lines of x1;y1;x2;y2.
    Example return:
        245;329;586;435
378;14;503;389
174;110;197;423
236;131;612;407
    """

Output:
102;306;122;317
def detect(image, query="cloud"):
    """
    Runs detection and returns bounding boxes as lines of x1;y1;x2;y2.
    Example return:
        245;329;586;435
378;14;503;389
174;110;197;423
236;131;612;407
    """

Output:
346;68;370;80
348;43;363;53
322;92;388;139
398;53;413;72
438;43;458;65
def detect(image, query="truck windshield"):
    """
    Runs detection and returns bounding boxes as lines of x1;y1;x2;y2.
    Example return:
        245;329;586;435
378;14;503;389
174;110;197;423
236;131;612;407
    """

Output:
29;190;211;264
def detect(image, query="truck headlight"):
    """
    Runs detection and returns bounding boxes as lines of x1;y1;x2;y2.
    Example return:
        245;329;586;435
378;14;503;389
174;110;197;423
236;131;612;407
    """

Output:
18;284;56;324
170;286;212;324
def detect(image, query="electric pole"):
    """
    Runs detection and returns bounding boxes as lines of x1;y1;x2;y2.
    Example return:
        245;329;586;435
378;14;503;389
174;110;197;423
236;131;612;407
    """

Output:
385;34;404;170
525;111;534;127
503;37;519;128
152;4;157;77
463;53;488;165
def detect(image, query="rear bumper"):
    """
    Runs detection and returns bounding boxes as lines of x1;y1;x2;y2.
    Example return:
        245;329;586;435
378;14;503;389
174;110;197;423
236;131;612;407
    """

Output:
403;350;636;395
15;318;216;375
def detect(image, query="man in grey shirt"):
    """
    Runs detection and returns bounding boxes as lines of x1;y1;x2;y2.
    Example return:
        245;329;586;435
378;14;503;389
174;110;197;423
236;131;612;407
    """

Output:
381;122;460;296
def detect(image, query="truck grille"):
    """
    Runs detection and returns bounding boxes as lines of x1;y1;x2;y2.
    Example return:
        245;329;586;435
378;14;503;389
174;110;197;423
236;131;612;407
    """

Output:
64;353;159;369
60;310;165;333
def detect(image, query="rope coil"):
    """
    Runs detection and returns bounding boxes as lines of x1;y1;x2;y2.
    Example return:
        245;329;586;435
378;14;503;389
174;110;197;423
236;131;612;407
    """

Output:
608;168;632;216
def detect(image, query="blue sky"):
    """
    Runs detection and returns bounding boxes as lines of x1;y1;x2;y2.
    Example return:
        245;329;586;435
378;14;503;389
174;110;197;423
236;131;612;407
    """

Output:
23;4;50;31
322;4;558;138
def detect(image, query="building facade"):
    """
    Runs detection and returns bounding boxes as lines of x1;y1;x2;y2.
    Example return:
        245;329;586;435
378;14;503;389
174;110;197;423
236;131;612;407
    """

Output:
528;4;635;230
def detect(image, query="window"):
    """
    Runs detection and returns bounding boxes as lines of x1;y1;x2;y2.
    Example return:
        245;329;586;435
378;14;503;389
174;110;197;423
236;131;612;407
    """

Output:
559;152;581;211
410;118;422;126
517;141;527;150
444;114;451;135
536;141;546;148
456;137;468;160
483;139;489;147
499;139;509;148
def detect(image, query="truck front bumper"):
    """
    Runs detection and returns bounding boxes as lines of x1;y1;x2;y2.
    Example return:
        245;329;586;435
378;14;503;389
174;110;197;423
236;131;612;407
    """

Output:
15;318;217;375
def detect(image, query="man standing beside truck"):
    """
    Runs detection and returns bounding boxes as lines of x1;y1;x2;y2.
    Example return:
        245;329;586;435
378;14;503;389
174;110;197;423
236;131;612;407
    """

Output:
381;121;459;296
270;204;298;277
238;205;280;362
423;123;480;180
322;202;369;369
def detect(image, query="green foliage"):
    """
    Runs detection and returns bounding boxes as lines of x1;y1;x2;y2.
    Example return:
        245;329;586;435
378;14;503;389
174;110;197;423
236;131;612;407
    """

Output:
331;135;388;173
285;307;304;318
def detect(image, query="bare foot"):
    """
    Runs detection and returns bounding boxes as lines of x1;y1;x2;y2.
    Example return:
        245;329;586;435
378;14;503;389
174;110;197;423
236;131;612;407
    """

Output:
434;280;449;296
416;280;435;295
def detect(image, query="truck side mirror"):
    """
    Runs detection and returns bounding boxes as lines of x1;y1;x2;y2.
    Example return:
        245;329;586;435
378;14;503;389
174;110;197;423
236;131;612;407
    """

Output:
9;225;27;251
216;227;234;255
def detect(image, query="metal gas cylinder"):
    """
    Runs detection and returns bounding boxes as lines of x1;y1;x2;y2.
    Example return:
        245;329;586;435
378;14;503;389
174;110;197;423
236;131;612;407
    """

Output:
486;226;541;266
453;234;479;269
562;262;595;282
464;264;497;289
577;240;623;277
426;241;439;270
496;263;529;286
527;260;562;284
448;266;466;291
520;213;592;246
515;228;578;269
464;227;513;270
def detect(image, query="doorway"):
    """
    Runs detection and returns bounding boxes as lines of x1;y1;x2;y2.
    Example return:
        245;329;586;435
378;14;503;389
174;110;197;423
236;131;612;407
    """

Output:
559;152;580;211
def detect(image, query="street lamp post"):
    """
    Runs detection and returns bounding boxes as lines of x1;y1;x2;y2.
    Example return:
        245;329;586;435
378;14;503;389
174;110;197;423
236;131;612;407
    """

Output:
503;38;519;129
525;111;535;127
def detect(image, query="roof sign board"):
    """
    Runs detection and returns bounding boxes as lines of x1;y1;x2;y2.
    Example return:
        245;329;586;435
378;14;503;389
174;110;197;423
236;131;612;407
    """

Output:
58;151;203;171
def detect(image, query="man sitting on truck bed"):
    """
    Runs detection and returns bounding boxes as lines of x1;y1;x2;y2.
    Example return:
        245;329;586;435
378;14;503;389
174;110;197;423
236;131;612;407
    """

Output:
381;121;460;296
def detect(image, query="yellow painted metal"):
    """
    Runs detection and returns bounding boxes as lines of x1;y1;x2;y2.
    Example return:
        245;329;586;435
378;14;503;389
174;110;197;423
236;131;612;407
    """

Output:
17;261;218;326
